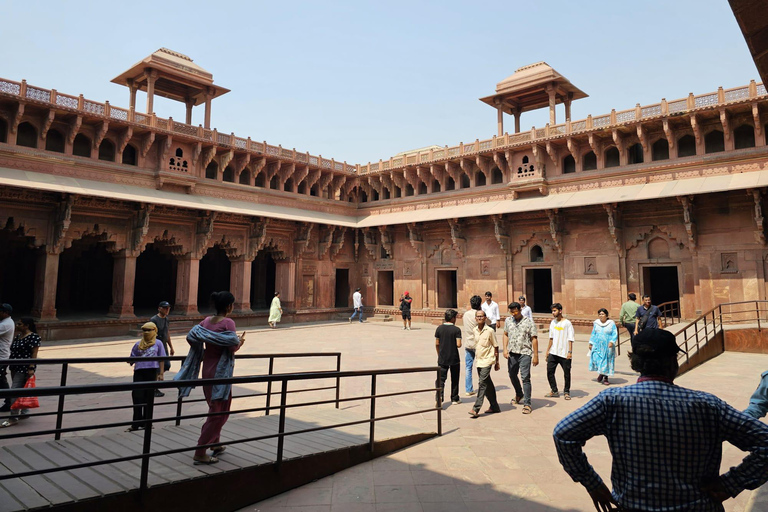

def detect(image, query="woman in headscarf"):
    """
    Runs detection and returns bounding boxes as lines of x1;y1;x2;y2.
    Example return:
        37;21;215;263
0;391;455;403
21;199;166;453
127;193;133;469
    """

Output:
175;291;245;465
268;291;282;328
0;317;41;428
588;308;617;385
127;322;166;432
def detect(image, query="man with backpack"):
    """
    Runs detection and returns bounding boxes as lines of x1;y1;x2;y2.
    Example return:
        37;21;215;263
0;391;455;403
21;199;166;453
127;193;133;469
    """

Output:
635;295;662;336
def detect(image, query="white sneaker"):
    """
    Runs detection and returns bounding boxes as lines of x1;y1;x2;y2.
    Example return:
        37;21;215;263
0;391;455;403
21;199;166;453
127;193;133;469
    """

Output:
406;326;411;330
465;391;476;396
348;318;352;323
451;400;461;405
403;326;407;330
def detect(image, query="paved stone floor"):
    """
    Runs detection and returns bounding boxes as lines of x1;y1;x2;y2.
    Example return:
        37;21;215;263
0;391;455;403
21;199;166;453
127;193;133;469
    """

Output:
2;319;767;511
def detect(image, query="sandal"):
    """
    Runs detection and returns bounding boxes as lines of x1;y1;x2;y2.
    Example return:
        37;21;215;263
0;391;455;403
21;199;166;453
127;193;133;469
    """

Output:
467;410;479;419
545;391;560;398
0;419;18;428
564;393;571;400
522;405;532;415
212;446;226;456
193;456;219;465
511;395;523;405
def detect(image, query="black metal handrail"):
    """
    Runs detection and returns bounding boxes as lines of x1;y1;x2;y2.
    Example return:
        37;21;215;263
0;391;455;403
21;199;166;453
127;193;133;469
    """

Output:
657;300;681;327
0;366;441;495
0;352;341;440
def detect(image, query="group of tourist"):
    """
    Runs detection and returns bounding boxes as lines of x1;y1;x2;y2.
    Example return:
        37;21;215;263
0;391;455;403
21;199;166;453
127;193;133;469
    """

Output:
0;303;40;428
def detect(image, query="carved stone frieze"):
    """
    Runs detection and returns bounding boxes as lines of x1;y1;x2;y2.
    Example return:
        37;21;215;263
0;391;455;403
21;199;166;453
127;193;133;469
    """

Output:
129;204;153;256
378;225;394;258
447;218;465;259
491;214;510;257
318;225;337;259
603;203;623;256
193;211;217;258
294;223;314;257
677;195;697;251
329;227;347;261
362;227;377;261
247;218;270;260
546;209;562;254
407;223;424;258
749;189;766;245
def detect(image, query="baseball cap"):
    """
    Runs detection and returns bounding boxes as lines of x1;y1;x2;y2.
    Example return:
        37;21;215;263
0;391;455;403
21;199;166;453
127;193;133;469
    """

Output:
404;291;410;295
632;328;686;358
158;301;171;308
0;303;12;314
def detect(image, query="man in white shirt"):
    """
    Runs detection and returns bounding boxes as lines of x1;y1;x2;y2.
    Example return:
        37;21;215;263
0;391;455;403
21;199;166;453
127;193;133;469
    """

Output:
0;303;15;412
349;288;364;323
519;295;533;322
481;291;501;331
462;295;483;396
545;303;575;400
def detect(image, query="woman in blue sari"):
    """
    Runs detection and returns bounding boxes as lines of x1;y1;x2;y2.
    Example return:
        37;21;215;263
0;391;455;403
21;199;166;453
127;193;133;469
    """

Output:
588;308;617;385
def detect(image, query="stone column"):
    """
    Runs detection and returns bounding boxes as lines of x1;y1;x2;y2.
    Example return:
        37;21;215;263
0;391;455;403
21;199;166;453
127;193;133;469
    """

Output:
31;250;60;321
146;69;157;115
274;260;296;309
175;253;200;315
231;257;253;312
547;84;557;125
564;94;573;122
185;98;194;125
496;104;504;136
204;88;213;129
513;108;521;134
128;79;137;111
108;252;137;318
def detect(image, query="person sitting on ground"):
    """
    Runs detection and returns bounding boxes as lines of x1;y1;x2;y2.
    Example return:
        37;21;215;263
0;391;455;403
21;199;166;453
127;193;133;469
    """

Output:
0;317;41;428
127;322;166;432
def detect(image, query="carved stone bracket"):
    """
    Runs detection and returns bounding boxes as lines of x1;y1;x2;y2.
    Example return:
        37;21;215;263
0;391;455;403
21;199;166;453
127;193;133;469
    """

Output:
219;149;234;171
294;223;314;257
662;119;675;151
545;142;559;173
354;229;360;263
48;194;74;255
152;230;185;257
318;225;337;259
677;195;697;251
332;175;347;198
293;166;309;189
159;136;173;167
304;168;322;191
362;227;377;261
117;127;134;156
193;211;217;258
749;189;766;245
93;121;109;150
719;109;731;141
753;104;764;141
636;124;649;154
141;132;156;159
611;129;626;163
378;225;394;258
546;209;562;254
566;138;580;166
317;172;334;194
426;239;443;259
690;114;702;148
330;227;347;261
491;215;510;257
67;115;82;146
234;153;251;179
247;218;270;260
407;223;424;258
513;233;537;255
11;103;24;134
214;235;241;260
476;155;493;179
129;203;153;256
201;146;217;170
603;203;623;256
493;152;508;176
41;110;55;140
249;156;267;181
447;218;466;259
444;161;461;183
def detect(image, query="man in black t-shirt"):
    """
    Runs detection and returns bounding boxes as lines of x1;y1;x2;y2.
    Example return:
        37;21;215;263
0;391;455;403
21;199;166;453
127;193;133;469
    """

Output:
150;301;175;397
435;309;462;406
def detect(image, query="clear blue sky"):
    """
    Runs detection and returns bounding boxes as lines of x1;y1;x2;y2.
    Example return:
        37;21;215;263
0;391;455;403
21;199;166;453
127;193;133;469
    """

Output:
2;0;758;164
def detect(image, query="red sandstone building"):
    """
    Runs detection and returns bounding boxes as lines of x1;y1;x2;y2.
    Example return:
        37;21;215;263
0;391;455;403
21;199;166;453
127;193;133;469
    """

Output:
2;40;768;340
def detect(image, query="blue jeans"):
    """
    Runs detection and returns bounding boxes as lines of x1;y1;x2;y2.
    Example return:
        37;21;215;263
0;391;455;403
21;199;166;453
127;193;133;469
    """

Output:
464;349;475;393
350;307;364;322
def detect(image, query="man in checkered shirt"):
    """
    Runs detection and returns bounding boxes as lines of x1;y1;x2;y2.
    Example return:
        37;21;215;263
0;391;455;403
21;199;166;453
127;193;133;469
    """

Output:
553;328;768;511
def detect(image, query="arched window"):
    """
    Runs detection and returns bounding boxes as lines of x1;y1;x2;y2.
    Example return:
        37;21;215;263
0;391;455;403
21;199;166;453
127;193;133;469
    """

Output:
444;178;452;191
604;147;620;168
175;148;183;158
222;166;234;182
393;186;401;198
16;122;37;148
122;144;138;165
433;179;442;193
270;175;279;190
0;117;7;143
284;178;293;192
239;170;250;185
491;166;503;184
98;139;115;161
705;130;724;154
72;134;91;157
627;142;643;164
297;181;306;194
418;182;428;195
205;162;218;179
475;172;486;186
382;188;390;200
405;184;414;196
371;189;379;201
530;245;544;262
522;156;529;164
677;134;696;157
360;191;368;203
583;151;597;171
652;139;669;161
255;173;265;187
460;174;470;188
45;129;65;153
563;155;576;174
734;124;755;149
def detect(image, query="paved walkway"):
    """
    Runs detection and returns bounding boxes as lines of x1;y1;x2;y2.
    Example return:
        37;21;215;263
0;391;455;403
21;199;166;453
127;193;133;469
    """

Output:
3;319;767;511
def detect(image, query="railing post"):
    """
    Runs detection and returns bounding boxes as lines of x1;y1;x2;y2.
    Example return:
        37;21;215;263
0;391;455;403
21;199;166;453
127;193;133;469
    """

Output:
54;363;68;440
694;320;700;350
175;394;183;427
335;355;341;409
266;357;275;416
757;301;761;332
276;379;288;465
369;375;376;452
436;368;442;436
139;389;155;494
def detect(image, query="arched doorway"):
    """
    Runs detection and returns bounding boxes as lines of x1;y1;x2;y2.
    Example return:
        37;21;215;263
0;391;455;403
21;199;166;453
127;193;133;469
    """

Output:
133;243;178;316
0;225;36;315
56;236;114;317
198;246;231;312
250;251;276;309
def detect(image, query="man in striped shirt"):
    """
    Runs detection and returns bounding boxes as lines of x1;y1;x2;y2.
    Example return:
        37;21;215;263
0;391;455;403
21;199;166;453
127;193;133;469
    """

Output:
553;328;768;511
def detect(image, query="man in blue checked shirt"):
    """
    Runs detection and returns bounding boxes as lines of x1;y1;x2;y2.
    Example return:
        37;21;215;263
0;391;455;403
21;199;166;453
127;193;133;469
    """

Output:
553;328;768;512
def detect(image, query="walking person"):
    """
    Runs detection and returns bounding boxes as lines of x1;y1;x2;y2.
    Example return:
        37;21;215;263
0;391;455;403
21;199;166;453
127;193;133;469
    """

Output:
349;287;364;323
546;303;574;400
0;303;15;413
503;302;539;415
554;328;768;511
635;294;661;335
126;322;166;432
619;293;639;346
400;291;413;330
481;291;501;330
0;317;40;428
588;308;617;385
468;309;500;418
268;291;282;328
175;291;245;465
462;295;483;396
434;309;462;407
519;296;533;322
150;301;175;398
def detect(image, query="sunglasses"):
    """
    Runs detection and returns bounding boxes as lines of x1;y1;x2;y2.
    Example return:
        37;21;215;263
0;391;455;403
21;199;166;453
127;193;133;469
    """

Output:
142;328;155;332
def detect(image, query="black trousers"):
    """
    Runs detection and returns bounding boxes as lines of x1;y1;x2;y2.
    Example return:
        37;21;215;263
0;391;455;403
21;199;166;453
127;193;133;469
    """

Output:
473;365;499;413
0;365;8;408
546;354;571;394
623;322;636;346
436;364;460;404
132;368;158;429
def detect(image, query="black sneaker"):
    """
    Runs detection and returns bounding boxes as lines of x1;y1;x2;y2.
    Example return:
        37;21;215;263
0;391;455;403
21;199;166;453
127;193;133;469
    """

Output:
154;390;165;398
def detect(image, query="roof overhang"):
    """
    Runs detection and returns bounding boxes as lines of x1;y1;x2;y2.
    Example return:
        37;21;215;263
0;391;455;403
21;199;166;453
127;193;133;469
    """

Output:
729;0;768;85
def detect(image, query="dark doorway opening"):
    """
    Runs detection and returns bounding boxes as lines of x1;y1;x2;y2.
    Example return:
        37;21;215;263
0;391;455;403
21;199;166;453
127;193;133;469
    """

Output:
526;268;553;314
133;243;177;317
250;251;276;309
56;237;114;317
377;270;394;306
0;229;36;315
642;266;680;309
198;246;231;313
335;269;350;308
437;270;457;308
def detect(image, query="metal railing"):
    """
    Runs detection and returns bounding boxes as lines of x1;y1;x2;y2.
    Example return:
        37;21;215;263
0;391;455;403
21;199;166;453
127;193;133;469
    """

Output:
616;300;680;355
0;352;341;440
0;366;441;495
